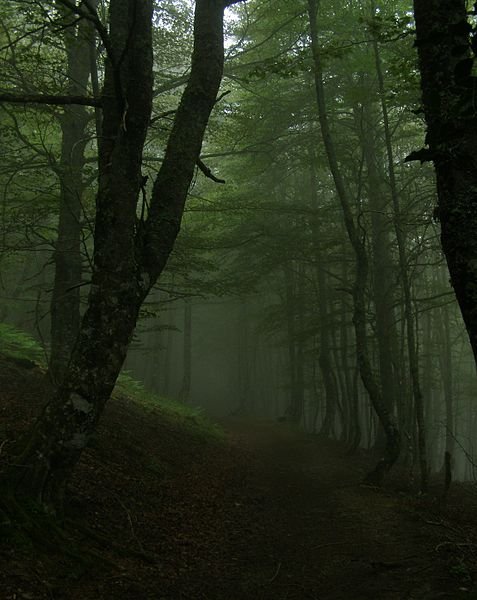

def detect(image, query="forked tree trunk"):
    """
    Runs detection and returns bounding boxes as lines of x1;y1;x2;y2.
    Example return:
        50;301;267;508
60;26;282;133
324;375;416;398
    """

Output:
4;0;239;514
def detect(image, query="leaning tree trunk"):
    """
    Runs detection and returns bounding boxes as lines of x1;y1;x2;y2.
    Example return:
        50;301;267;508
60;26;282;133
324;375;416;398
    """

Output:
308;0;400;483
413;0;477;367
4;0;239;514
357;98;398;430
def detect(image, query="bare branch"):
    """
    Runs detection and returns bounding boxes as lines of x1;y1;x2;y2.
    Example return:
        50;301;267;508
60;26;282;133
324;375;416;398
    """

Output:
0;92;101;107
56;0;115;66
197;159;226;184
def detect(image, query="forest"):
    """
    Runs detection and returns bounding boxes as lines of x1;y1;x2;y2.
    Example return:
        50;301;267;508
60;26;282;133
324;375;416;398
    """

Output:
2;0;477;598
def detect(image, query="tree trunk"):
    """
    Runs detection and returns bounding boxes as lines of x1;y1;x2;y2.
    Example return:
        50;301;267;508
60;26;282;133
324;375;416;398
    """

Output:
372;29;428;491
178;299;192;403
308;157;339;437
4;0;236;514
308;0;400;483
438;302;455;459
413;0;477;366
50;5;96;382
236;297;252;415
283;263;304;423
357;97;397;424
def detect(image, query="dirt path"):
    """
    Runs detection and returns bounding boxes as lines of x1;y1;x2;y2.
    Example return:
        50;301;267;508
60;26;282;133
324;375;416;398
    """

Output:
2;373;475;600
217;420;471;600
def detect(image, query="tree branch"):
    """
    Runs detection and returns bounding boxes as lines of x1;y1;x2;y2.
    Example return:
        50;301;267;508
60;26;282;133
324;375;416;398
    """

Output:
197;159;226;184
0;92;101;107
56;0;115;66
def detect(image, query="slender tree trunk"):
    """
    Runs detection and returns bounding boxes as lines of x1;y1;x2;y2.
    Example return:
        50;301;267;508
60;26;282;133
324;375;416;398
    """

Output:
296;263;306;424
372;31;428;491
50;5;97;381
308;156;338;437
235;298;251;414
308;0;400;483
357;98;397;420
178;299;192;403
283;263;304;423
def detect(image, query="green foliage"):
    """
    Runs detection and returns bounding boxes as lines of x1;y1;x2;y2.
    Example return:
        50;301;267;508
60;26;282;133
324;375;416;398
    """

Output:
0;322;43;364
115;372;224;442
0;322;222;442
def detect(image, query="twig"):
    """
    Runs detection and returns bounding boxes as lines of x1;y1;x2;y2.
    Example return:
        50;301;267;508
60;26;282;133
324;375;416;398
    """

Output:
0;92;101;107
267;561;281;583
215;90;231;104
312;541;349;550
422;518;447;527
440;422;477;470
114;494;145;554
0;440;8;456
197;159;226;184
435;541;477;552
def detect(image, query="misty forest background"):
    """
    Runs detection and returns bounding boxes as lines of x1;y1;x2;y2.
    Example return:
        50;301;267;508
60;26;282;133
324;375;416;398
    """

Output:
1;0;475;482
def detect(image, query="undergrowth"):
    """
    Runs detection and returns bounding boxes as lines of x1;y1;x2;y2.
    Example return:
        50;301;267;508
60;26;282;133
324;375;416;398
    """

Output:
0;322;223;442
116;372;224;442
0;323;44;363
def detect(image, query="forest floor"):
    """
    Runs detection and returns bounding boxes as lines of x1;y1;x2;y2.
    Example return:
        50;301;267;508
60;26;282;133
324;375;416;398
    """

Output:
2;354;477;599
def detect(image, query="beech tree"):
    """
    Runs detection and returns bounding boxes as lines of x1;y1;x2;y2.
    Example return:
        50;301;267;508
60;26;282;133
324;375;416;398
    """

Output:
0;0;242;515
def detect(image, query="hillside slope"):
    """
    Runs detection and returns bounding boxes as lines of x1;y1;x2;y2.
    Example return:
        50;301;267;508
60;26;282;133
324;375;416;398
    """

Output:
1;339;477;598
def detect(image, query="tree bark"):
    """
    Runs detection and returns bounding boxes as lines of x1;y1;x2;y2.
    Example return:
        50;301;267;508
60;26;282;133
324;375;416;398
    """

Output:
5;0;235;513
413;0;477;366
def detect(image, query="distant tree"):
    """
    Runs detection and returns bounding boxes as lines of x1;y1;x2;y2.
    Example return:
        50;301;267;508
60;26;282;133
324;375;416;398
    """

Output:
307;0;401;484
49;1;97;382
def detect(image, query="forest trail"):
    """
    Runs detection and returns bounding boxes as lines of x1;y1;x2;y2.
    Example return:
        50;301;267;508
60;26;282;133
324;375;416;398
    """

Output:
2;354;476;600
219;419;472;600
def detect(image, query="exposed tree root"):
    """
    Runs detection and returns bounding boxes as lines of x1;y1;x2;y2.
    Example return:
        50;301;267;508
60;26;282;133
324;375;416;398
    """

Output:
1;480;161;578
0;485;117;576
